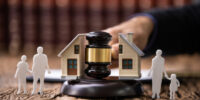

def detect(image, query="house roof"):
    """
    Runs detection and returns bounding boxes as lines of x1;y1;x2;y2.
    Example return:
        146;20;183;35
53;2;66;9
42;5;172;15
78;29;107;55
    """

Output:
119;34;144;56
57;34;86;57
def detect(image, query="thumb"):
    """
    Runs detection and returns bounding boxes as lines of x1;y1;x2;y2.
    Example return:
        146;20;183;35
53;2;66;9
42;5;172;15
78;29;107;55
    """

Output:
103;28;121;46
111;43;119;59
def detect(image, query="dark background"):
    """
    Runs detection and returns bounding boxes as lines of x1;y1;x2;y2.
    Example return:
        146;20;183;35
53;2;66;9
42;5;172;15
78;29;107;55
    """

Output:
0;0;197;56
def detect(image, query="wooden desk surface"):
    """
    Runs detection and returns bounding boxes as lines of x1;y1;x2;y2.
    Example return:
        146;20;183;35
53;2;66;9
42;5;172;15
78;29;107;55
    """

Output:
0;54;200;100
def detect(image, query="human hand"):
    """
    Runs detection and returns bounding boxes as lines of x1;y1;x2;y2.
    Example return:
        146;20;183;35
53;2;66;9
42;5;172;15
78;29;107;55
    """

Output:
103;16;154;59
165;74;169;79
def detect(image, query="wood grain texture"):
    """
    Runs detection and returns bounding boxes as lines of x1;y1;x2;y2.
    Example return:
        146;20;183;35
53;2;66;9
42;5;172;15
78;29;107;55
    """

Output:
0;55;200;100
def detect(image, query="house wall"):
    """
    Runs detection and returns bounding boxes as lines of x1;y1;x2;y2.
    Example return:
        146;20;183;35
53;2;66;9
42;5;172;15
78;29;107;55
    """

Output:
118;36;141;77
79;36;86;78
60;35;85;77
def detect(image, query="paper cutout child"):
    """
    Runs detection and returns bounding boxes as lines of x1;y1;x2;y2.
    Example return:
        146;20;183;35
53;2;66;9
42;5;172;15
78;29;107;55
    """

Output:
15;55;32;94
31;46;51;95
166;74;180;100
148;49;169;99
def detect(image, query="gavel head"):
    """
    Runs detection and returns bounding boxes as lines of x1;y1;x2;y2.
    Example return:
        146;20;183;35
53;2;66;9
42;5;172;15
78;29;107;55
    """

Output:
85;31;112;79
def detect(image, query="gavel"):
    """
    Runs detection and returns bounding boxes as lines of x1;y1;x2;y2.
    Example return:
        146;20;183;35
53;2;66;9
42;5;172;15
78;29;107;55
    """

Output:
85;31;112;79
61;32;143;98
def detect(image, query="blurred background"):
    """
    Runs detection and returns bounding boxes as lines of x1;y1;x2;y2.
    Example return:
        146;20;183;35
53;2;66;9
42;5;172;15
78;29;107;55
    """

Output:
0;0;198;56
1;1;200;99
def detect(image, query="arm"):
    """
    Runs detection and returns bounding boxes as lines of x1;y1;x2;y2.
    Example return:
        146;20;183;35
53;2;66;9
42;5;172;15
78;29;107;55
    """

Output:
145;3;200;55
148;68;152;76
166;77;171;80
104;16;154;59
14;63;20;78
148;59;154;77
148;66;152;77
45;55;51;74
15;68;19;78
104;3;200;57
163;59;169;79
163;66;169;79
26;63;32;74
32;55;36;71
45;55;49;69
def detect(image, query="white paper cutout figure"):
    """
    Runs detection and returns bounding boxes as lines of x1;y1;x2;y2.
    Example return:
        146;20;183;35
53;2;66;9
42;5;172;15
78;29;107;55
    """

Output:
15;55;32;94
148;49;168;99
166;74;180;100
31;46;51;95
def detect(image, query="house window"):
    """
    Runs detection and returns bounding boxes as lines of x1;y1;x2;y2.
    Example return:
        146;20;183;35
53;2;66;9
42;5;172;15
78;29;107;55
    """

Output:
122;59;132;69
74;45;79;54
119;45;123;54
68;59;77;69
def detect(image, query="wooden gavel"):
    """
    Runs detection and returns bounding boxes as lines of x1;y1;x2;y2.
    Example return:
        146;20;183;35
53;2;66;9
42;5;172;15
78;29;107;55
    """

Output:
85;31;112;79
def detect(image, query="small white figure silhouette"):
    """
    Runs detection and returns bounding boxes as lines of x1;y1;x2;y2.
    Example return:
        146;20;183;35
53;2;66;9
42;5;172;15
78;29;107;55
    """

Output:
148;49;168;99
166;74;180;100
15;55;32;94
31;46;51;95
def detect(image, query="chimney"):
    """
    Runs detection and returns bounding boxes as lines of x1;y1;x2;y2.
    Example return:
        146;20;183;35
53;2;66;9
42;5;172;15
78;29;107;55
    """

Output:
127;33;133;43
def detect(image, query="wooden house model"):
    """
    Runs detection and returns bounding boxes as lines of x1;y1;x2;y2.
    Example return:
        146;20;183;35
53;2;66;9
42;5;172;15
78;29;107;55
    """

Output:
58;33;144;79
118;33;144;79
57;34;86;79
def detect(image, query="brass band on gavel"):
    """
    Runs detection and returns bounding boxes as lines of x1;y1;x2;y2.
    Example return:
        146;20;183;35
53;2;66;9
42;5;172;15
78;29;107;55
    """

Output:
85;48;111;63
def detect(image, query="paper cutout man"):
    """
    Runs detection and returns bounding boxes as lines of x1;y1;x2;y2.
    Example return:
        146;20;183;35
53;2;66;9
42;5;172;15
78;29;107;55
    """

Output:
15;55;32;94
148;49;168;99
31;46;51;95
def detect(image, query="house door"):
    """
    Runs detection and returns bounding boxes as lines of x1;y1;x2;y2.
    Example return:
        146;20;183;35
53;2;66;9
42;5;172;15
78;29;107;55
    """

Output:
67;59;77;75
